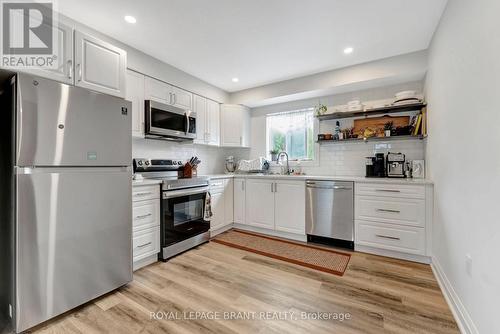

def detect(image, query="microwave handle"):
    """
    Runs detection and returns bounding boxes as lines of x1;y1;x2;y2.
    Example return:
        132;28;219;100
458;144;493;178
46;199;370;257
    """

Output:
185;113;189;134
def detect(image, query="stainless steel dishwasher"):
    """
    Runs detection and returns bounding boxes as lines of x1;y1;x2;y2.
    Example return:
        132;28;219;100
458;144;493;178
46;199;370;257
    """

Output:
306;180;354;249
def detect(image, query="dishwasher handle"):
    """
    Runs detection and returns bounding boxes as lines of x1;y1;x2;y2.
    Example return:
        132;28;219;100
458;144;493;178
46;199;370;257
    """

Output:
306;181;352;190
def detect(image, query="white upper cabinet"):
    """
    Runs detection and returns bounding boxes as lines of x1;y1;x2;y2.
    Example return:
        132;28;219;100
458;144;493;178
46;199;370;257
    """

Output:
23;21;74;85
194;95;220;146
171;86;193;110
274;180;306;235
221;104;251;148
74;31;127;98
194;95;208;144
234;178;246;224
125;70;145;137
207;99;220;146
245;178;275;229
144;76;170;104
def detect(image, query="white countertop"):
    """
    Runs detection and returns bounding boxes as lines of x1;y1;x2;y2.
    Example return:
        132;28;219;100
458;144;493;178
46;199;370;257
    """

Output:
201;173;433;185
132;178;162;186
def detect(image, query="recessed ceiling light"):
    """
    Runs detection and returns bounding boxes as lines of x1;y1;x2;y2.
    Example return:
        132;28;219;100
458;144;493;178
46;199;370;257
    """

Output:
344;47;354;54
124;15;137;24
232;77;239;83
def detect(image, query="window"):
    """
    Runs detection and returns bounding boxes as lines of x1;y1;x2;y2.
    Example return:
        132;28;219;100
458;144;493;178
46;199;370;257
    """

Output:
266;108;315;161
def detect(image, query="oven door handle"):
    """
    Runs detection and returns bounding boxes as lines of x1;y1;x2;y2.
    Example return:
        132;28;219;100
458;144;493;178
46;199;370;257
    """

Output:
163;186;209;199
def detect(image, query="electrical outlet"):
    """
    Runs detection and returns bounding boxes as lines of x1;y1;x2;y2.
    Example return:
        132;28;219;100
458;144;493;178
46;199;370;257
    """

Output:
465;254;473;276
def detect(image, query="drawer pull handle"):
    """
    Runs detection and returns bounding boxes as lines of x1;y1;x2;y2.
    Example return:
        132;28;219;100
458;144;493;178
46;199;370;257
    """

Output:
135;213;152;219
375;189;401;193
135;192;152;196
137;242;152;248
376;234;401;241
211;182;223;187
376;209;401;213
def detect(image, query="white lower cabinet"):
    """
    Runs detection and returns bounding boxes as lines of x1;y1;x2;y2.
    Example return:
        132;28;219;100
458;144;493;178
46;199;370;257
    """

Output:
355;182;432;263
245;179;275;229
274;180;306;235
242;178;306;238
233;178;246;224
209;178;234;236
132;183;161;270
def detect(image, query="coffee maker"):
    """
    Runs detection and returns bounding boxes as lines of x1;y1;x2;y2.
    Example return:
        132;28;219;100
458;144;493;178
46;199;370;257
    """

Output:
366;153;385;177
386;152;406;178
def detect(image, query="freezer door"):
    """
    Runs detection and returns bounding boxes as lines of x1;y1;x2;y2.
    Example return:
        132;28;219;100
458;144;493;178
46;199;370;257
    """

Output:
16;73;131;167
15;167;132;332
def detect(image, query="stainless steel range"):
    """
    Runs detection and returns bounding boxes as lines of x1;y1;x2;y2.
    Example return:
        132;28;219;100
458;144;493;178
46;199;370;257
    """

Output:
133;159;210;260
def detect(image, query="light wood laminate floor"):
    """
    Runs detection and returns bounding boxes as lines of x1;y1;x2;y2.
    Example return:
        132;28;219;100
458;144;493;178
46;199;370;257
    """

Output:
31;238;459;334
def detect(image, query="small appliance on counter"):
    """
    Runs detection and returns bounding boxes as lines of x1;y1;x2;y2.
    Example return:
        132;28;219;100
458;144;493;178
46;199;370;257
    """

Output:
237;157;270;173
386;152;406;178
225;156;237;173
366;153;386;177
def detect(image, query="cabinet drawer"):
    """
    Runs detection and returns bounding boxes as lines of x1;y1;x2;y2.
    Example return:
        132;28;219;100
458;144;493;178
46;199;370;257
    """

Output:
132;185;160;201
356;183;425;199
355;196;425;227
133;199;159;231
133;226;160;261
209;179;226;193
355;220;425;255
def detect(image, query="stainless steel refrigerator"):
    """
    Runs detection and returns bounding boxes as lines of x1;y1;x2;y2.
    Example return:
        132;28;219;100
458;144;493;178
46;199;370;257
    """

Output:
0;72;132;332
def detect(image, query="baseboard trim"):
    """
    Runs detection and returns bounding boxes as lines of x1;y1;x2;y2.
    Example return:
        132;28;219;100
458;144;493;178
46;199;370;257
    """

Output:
355;244;431;264
431;256;478;334
210;223;233;237
233;224;307;242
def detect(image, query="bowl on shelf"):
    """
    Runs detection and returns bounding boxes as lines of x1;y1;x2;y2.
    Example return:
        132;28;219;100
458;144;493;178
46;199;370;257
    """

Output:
395;90;416;100
324;133;333;140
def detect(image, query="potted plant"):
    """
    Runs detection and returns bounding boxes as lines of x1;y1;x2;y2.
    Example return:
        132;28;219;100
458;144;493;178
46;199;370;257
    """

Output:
384;121;393;137
269;149;279;161
315;103;327;116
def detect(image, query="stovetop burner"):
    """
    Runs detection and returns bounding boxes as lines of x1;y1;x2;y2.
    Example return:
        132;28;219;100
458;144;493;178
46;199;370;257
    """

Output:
133;158;209;191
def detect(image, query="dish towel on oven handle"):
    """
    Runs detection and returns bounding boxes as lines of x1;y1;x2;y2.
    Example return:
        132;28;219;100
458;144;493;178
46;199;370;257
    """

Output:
204;191;213;221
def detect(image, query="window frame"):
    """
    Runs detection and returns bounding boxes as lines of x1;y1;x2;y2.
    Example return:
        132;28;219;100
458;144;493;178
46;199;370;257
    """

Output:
265;108;319;167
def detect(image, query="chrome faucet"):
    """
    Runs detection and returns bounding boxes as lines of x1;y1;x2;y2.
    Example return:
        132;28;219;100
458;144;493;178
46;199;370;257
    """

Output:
277;152;290;175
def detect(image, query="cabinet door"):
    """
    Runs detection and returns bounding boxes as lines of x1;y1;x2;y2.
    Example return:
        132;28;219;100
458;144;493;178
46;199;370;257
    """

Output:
245;178;275;229
23;21;74;85
126;70;145;137
193;95;208;144
221;104;243;147
74;31;127;98
241;106;251;148
224;179;234;225
207;99;220;146
171;86;193;110
210;192;225;231
275;180;306;235
234;178;246;224
144;77;171;104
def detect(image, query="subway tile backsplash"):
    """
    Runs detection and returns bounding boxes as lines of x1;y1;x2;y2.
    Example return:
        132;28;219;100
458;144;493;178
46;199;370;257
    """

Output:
301;139;425;176
132;138;249;175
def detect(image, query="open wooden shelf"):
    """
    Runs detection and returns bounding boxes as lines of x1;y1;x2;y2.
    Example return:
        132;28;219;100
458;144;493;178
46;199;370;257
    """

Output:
316;102;427;121
316;135;426;144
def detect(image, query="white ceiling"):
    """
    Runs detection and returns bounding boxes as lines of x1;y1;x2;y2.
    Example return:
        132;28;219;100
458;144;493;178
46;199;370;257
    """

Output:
58;0;447;92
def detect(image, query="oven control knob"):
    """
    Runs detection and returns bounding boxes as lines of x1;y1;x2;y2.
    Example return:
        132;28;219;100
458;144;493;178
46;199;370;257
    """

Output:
137;161;143;166
145;161;150;166
177;161;182;165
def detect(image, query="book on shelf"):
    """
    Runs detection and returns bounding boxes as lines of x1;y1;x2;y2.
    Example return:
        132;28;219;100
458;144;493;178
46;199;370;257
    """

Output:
412;114;422;136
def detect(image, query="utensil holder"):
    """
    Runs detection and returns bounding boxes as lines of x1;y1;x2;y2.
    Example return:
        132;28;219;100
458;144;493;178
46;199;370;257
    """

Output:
182;163;197;178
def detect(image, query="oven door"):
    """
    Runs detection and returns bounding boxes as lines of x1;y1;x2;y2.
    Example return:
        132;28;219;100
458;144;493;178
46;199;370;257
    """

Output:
145;100;196;139
161;187;209;247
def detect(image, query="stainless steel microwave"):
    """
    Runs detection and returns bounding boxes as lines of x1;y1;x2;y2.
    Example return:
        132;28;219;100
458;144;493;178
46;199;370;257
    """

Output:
145;100;196;140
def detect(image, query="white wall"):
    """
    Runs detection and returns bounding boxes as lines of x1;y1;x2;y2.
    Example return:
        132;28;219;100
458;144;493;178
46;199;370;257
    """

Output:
425;0;500;333
250;81;425;176
230;51;428;107
133;138;249;175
